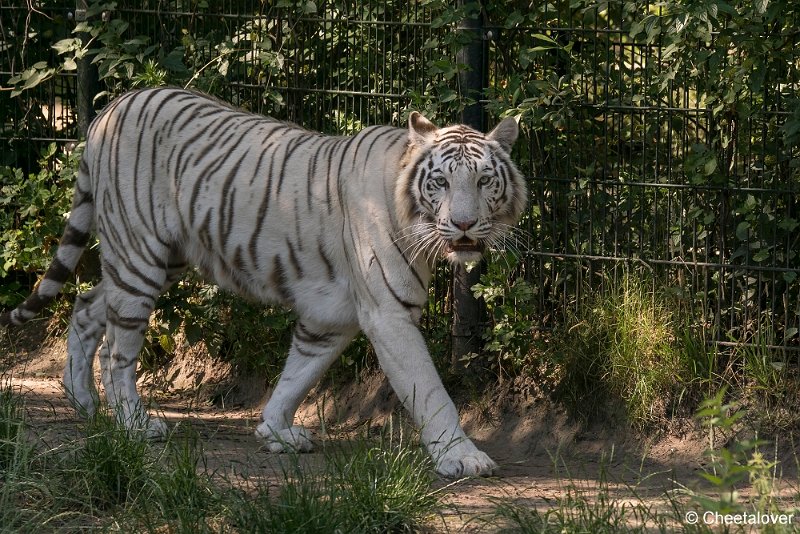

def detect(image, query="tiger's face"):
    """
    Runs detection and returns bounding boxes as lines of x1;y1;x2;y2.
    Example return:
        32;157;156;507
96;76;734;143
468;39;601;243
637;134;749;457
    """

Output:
397;112;527;264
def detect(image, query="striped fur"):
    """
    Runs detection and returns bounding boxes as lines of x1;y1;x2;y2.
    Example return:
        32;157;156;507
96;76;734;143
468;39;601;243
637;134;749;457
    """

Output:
0;88;526;477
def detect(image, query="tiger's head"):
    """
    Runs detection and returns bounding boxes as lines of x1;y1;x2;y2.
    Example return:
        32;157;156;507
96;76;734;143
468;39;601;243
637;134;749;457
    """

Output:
396;112;527;264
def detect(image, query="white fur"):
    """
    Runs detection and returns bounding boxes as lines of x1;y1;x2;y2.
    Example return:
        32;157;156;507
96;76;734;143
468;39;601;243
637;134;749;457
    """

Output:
15;89;526;478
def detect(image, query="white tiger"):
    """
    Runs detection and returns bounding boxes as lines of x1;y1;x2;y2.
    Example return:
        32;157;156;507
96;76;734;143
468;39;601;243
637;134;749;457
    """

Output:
1;88;526;477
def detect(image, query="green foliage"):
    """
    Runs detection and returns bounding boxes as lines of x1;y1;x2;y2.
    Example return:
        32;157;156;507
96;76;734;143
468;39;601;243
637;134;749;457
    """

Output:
483;0;800;354
685;389;791;529
470;253;534;379
144;277;294;379
0;143;79;281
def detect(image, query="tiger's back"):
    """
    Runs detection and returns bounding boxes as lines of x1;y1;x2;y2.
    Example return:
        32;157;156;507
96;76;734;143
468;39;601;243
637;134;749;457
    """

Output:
86;89;410;325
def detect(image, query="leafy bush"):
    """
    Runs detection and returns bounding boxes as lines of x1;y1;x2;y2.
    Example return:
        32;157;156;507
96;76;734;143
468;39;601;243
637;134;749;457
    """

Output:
0;143;80;304
471;253;534;380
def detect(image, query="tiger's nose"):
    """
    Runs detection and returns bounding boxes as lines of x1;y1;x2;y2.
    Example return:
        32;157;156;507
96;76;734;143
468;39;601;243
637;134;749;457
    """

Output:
451;218;477;231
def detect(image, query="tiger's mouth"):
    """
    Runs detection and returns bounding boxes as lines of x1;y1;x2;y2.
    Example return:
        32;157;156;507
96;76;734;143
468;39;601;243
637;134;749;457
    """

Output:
445;237;484;255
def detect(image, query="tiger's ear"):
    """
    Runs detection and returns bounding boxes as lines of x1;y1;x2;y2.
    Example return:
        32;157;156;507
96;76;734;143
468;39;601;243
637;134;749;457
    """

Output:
408;111;438;146
487;116;519;153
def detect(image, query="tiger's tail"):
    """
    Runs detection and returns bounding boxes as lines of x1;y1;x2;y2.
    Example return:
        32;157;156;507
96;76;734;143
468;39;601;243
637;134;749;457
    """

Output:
0;157;94;327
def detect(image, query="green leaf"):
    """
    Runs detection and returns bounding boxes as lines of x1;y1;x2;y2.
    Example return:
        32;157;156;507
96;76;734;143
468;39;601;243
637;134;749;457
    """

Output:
161;49;187;73
703;157;717;176
505;10;525;28
52;38;81;55
735;222;751;241
778;217;799;232
531;33;558;46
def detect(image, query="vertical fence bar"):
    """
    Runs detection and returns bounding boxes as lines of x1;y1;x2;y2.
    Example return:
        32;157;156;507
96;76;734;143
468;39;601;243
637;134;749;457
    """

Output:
75;0;98;139
74;0;101;281
451;0;486;373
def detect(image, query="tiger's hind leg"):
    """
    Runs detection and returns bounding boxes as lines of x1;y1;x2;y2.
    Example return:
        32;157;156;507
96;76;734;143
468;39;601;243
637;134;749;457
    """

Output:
65;260;186;424
64;282;106;416
97;250;179;439
256;320;358;452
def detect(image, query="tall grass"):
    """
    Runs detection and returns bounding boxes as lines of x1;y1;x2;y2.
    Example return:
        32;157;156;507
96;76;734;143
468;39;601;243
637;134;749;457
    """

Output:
68;408;155;510
0;381;25;471
551;273;693;429
0;383;441;532
0;381;84;532
228;436;440;533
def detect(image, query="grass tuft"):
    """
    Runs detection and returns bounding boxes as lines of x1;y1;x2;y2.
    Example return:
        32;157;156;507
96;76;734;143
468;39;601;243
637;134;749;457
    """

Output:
0;381;26;472
552;273;691;429
329;440;439;532
227;430;440;533
68;408;154;510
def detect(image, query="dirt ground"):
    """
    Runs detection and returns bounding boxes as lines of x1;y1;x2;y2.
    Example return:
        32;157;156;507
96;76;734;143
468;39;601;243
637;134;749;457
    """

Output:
3;320;799;532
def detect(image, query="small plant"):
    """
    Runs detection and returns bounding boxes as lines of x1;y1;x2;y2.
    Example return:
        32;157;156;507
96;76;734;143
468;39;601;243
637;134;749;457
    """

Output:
329;442;439;532
688;388;781;519
471;252;534;380
228;460;341;534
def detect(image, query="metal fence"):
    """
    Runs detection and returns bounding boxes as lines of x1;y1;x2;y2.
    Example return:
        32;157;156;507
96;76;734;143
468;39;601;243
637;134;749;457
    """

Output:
2;1;799;354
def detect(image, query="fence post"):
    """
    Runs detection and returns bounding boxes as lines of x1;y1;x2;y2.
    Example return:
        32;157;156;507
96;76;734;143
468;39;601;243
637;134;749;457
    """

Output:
75;0;98;138
451;1;487;374
74;0;101;281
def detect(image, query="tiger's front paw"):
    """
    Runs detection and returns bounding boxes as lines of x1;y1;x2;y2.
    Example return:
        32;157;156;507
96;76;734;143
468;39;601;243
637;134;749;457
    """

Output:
434;441;498;478
256;423;314;453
